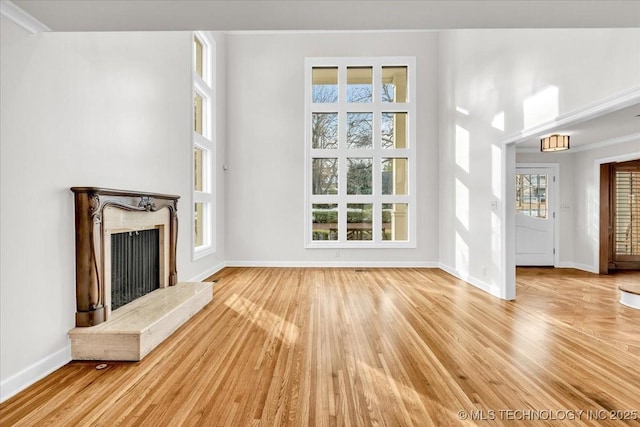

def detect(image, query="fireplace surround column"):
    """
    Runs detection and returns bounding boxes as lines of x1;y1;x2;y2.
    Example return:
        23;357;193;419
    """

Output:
71;187;179;327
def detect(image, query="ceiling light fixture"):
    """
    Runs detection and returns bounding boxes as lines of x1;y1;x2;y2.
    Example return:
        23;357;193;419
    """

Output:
540;134;570;152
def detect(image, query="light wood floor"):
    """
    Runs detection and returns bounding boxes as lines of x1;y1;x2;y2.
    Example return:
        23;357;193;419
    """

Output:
2;267;639;426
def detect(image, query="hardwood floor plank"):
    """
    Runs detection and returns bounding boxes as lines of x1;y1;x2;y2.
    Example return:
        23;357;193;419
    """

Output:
2;267;639;426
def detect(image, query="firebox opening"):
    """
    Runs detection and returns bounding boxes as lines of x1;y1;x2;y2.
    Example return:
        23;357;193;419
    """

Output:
111;228;160;311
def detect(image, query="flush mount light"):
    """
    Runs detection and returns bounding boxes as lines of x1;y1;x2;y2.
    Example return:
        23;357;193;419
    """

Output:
540;134;570;152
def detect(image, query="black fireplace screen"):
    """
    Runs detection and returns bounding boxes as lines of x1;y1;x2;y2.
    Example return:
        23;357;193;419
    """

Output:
111;229;160;311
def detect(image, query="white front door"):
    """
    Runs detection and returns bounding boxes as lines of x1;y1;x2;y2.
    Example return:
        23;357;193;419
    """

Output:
515;166;555;266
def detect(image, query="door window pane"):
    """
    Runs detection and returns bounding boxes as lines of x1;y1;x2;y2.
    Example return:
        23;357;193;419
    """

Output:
382;66;407;103
382;203;408;241
312;113;338;149
347;113;373;149
347;67;372;103
312;158;338;195
515;174;547;218
312;204;338;241
347;204;372;240
347;158;372;195
312;67;338;103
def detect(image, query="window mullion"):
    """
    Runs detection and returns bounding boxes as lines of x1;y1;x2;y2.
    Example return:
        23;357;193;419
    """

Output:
338;65;347;104
373;65;382;106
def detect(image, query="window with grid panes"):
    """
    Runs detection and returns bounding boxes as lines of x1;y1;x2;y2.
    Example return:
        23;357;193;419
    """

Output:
305;58;416;248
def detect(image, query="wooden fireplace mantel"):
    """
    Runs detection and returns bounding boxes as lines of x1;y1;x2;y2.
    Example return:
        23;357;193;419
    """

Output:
71;187;180;327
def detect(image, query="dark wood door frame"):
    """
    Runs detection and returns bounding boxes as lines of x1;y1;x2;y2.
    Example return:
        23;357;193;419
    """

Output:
599;164;611;274
599;160;640;273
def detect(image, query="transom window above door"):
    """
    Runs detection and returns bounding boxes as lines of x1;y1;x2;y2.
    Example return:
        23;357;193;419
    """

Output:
305;57;416;248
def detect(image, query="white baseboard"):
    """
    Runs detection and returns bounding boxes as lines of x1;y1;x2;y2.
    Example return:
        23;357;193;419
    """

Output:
555;262;598;273
225;260;439;268
438;263;504;299
188;261;227;282
0;345;71;403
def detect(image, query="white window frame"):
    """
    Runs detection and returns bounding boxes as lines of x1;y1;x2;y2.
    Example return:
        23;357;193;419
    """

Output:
192;31;216;259
304;57;417;248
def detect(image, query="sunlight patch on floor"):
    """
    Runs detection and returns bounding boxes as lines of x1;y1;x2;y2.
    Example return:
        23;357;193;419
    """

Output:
225;293;299;346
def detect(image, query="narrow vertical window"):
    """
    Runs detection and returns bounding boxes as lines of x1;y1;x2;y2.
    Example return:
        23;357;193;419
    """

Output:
192;32;216;258
305;58;416;247
194;37;203;78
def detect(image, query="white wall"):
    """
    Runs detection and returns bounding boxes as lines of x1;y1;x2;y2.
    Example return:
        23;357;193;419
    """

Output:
225;31;439;266
0;19;226;400
572;140;640;270
439;29;640;297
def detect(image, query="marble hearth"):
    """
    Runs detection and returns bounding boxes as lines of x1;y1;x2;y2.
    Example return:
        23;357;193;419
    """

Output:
69;281;212;360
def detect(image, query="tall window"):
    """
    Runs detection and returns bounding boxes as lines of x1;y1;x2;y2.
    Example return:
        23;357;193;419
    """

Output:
305;57;416;248
192;32;215;258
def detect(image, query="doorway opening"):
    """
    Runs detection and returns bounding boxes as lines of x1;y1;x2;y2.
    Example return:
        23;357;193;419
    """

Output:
599;158;640;273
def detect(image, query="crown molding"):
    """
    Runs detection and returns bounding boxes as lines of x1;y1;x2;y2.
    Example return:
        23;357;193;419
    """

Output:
0;0;50;34
226;29;437;35
504;85;640;146
570;132;640;153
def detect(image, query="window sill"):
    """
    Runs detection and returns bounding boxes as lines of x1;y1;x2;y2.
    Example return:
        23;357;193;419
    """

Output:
305;241;416;249
193;245;216;261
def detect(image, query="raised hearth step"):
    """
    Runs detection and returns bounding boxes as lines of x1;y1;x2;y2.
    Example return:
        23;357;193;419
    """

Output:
619;284;640;310
69;282;213;361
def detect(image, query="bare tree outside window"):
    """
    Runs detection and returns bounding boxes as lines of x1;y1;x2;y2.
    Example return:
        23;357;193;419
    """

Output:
347;67;372;103
347;113;373;149
382;112;408;149
312;158;338;195
312;113;338;149
381;82;395;103
312;67;338;103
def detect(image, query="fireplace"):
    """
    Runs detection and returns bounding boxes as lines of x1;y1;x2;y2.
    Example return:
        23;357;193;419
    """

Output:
70;187;179;327
69;187;213;361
